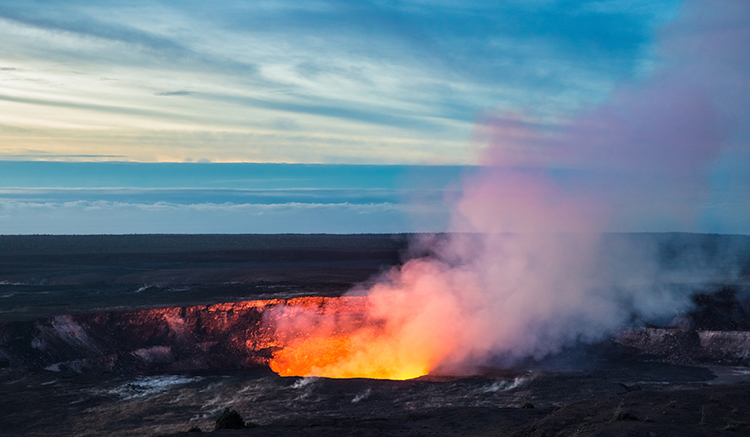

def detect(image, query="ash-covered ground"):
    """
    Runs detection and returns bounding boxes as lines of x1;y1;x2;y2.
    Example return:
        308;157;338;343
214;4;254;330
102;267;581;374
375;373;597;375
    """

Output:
2;233;750;436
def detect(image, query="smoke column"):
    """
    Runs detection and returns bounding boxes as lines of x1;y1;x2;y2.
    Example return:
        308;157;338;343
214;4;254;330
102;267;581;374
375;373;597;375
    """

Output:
266;0;750;378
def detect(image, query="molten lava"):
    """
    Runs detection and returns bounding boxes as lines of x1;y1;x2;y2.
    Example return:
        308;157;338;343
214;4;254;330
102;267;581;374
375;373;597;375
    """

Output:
261;292;454;380
263;297;422;380
258;260;473;380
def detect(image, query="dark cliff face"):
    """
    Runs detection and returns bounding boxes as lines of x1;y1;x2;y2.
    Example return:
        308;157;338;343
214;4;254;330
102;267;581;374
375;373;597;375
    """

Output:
2;284;750;374
0;299;293;373
691;286;750;331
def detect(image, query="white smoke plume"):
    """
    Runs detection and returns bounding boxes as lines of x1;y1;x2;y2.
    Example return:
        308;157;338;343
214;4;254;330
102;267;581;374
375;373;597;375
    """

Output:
266;0;749;378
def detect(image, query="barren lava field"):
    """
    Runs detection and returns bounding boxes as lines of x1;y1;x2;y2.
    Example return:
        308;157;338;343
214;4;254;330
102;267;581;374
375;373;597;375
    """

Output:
2;233;750;436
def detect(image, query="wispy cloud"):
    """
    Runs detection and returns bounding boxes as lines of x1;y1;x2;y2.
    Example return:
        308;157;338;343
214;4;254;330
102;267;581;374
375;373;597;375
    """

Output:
0;187;450;206
0;0;678;163
0;200;448;234
155;91;193;96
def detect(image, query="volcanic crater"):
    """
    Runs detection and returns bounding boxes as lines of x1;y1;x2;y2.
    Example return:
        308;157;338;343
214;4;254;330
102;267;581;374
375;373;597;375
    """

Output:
2;234;750;436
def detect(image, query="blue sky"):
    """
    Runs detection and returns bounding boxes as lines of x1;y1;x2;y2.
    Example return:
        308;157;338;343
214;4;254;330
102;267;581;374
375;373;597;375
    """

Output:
0;0;747;234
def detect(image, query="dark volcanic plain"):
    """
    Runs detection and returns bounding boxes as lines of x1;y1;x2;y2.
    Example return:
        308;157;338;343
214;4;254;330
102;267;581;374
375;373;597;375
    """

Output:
1;233;750;437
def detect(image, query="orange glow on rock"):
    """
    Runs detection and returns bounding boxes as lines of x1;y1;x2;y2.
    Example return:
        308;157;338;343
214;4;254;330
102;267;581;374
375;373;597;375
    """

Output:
264;296;429;379
239;260;474;380
260;260;463;380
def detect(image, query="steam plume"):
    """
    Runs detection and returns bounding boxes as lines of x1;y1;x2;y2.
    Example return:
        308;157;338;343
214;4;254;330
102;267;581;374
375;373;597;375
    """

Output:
266;0;749;378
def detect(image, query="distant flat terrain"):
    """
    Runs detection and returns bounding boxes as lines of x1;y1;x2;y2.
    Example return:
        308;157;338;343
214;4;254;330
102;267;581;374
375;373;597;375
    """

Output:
1;232;749;323
0;234;409;322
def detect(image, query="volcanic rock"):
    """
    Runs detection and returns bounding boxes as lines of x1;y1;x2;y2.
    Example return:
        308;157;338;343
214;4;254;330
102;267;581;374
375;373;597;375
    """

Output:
214;408;245;430
691;286;750;331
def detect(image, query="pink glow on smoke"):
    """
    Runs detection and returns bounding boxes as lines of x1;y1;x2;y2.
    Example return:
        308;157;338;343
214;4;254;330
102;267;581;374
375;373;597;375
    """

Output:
470;0;750;232
265;0;749;378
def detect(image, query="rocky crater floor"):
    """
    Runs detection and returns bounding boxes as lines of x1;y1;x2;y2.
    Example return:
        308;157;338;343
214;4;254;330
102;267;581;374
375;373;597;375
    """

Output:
1;234;750;436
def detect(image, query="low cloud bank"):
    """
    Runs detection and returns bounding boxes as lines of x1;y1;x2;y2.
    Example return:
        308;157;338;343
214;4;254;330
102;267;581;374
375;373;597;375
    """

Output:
0;200;447;234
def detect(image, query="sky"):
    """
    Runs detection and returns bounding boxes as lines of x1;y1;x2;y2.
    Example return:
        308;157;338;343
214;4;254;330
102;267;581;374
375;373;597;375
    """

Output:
0;0;747;234
0;162;463;233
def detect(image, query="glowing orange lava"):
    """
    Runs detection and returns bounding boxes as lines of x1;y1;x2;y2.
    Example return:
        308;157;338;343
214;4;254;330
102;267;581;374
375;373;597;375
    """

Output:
262;296;440;380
